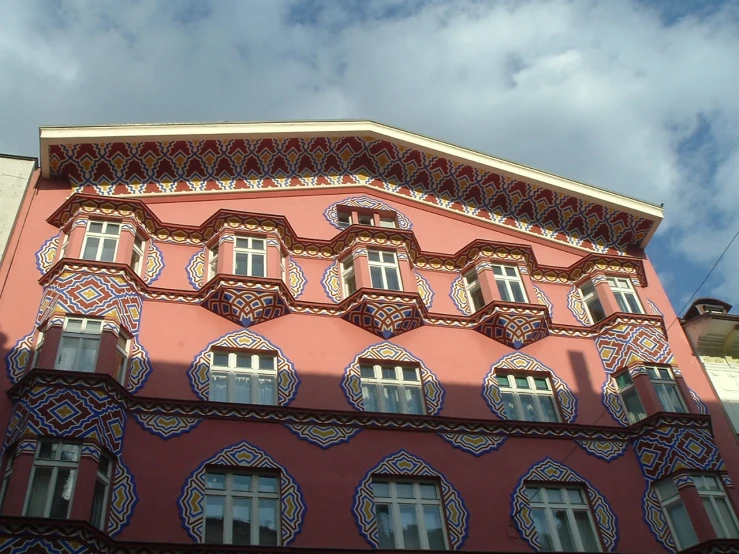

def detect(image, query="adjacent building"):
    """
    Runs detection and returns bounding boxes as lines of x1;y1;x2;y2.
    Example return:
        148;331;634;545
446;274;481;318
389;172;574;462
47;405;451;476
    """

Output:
0;121;738;553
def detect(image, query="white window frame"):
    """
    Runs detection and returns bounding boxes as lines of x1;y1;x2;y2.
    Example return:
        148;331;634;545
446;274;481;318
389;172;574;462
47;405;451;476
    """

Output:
0;449;14;511
693;474;739;539
58;233;70;260
234;237;267;278
372;479;449;550
81;220;121;262
31;329;45;369
209;351;278;406
607;277;644;314
280;253;287;283
613;371;647;424
130;234;146;275
357;213;375;226
207;243;219;281
579;282;606;323
55;318;102;372
654;478;698;550
203;471;281;546
336;210;352;229
367;250;403;291
23;440;80;519
90;453;113;529
341;256;357;298
646;366;687;413
491;264;528;303
525;485;602;552
463;268;485;312
496;374;560;422
379;216;397;228
116;334;131;385
359;363;425;415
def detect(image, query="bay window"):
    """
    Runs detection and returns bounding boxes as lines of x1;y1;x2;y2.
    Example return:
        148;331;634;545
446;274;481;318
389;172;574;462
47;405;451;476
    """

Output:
81;221;120;262
464;269;485;312
694;474;739;539
607;277;643;314
492;265;527;303
234;237;266;278
614;372;647;424
654;478;698;549
24;440;80;519
90;454;113;529
55;318;102;373
579;282;606;324
341;257;357;298
647;366;687;413
368;250;402;291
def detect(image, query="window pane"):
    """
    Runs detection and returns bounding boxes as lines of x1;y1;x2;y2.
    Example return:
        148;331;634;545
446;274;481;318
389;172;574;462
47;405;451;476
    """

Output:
553;509;576;551
57;337;79;370
234;374;251;404
419;484;438;499
614;293;630;313
497;374;510;388
49;467;75;518
379;252;393;263
615;372;632;389
235;238;249;249
204;495;225;544
655;479;678;500
424;505;447;549
567;489;584;504
258;498;278;546
232;497;251;545
59;444;80;462
704;497;725;538
206;473;226;490
259;475;278;493
235;353;251;368
502;392;519;419
519;394;538;421
360;365;375;379
573;511;600;551
531;508;555;551
90;479;107;529
235;253;249;275
210;373;228;402
385;268;401;291
546;488;564;503
258;376;276;405
26;467;52;516
212;352;229;366
384;385;400;413
251;254;265;277
539;396;559;422
399;504;421;549
496;280;511;302
626;294;642;313
533;377;549;390
402;368;418;382
382;366;396;380
514;376;530;389
345;273;357;295
362;383;379;411
471;288;486;311
492;265;503;276
622;389;646;423
396;483;415;498
665;385;686;413
586;297;606;322
715;498;739;538
78;338;99;372
259;356;275;370
380;218;395;228
101;238;117;262
666;502;698;549
368;251;381;262
38;441;56;459
89;222;103;233
104;223;120;235
82;237;100;260
377;504;396;548
510;282;526;303
405;387;424;415
370;266;384;288
233;474;251;492
505;266;517;277
85;320;101;333
525;487;543;502
252;239;264;250
373;481;390;498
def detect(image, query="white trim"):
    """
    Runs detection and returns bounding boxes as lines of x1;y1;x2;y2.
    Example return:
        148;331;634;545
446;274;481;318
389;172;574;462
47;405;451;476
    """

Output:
491;264;528;303
233;236;267;278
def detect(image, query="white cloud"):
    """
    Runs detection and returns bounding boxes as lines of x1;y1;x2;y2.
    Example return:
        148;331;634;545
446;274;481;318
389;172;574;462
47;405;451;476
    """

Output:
0;0;738;306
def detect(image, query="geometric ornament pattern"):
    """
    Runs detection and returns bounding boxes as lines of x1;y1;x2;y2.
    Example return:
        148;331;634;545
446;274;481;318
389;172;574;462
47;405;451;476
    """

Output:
108;458;138;536
341;341;445;415
438;433;507;456
144;241;164;285
49;138;653;255
202;286;290;327
689;389;708;415
126;338;153;394
288;257;307;298
643;483;678;553
187;328;300;405
596;322;674;373
633;426;725;481
567;286;592;325
37;272;143;334
321;260;342;303
482;352;578;423
35;235;59;275
284;424;362;449
352;450;468;549
185;249;205;289
601;378;630;427
132;414;203;440
474;305;549;349
324;196;412;230
647;299;663;317
178;440;305;545
342;294;425;339
4;330;36;384
511;458;618;552
415;271;434;308
532;285;553;318
450;274;472;315
575;440;629;462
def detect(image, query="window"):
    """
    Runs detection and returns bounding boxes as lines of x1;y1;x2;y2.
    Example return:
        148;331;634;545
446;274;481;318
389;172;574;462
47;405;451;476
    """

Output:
336;209;397;229
464;269;486;312
0;449;14;511
654;478;698;549
81;221;120;262
607;277;643;314
210;351;277;405
130;235;146;275
614;372;647;424
31;330;45;369
337;211;352;229
360;364;425;415
115;335;130;385
358;213;375;226
24;440;80;519
492;265;527;303
280;254;287;283
90;454;113;530
372;480;447;550
234;237;266;278
526;485;601;552
647;367;686;413
207;244;219;281
368;250;402;291
341;256;357;298
497;374;559;422
204;471;279;546
580;282;606;323
693;474;739;538
379;217;397;228
55;318;102;372
58;233;70;259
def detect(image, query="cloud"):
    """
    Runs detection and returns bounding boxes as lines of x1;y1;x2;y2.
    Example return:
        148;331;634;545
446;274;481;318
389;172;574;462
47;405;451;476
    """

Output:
0;0;738;307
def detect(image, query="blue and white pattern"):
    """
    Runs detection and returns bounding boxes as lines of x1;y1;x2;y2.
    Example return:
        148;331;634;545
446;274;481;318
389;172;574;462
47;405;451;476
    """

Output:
438;433;507;456
324;196;412;230
284;424;362;449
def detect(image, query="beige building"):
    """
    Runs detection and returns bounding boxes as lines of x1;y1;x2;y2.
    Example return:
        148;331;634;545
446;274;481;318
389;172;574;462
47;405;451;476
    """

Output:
0;154;37;267
683;298;739;433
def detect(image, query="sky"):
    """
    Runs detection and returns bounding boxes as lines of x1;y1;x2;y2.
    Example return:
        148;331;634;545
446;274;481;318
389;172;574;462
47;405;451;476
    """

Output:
0;0;738;313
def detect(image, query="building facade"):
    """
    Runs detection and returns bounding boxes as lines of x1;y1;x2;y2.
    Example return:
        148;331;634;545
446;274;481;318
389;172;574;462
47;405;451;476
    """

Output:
0;121;738;553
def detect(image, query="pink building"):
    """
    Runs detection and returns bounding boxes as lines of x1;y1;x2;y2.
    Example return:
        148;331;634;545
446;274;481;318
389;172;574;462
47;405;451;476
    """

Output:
0;121;737;553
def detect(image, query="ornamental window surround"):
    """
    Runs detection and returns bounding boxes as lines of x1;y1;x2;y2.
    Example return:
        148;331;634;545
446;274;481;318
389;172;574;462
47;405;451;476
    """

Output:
203;470;280;546
496;373;560;422
23;440;81;519
524;484;602;552
371;479;448;550
209;350;278;406
359;362;425;415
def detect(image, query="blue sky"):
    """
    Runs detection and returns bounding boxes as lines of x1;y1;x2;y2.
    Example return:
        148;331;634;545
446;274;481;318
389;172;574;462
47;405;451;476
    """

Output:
0;0;737;312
